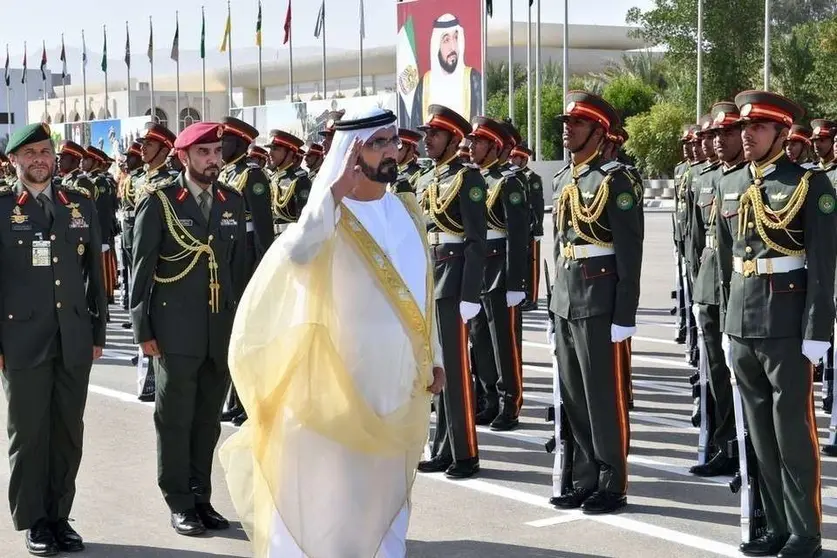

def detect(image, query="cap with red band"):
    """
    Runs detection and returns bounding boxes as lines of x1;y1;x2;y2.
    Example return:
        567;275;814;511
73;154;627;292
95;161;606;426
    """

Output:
305;142;324;155
418;104;472;137
695;113;716;136
58;140;87;160
809;119;837;140
788;124;813;145
248;145;269;160
220;117;259;143
468;116;511;149
143;123;177;149
560;91;619;134
734;90;803;127
267;129;304;152
174;122;224;150
126;140;143;157
398;128;423;146
710;101;740;130
85;146;114;164
511;144;533;158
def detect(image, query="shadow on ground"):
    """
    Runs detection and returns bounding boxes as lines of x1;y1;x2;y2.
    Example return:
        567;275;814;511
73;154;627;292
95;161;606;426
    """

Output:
407;539;603;557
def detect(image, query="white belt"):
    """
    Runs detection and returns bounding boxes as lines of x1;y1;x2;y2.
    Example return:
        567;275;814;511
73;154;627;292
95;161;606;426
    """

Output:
427;232;464;245
486;230;507;240
276;223;291;233
561;243;615;260
705;235;717;249
246;222;255;232
733;255;805;276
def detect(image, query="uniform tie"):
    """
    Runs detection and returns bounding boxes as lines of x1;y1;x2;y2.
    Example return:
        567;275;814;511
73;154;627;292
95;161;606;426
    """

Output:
199;190;211;221
37;193;54;224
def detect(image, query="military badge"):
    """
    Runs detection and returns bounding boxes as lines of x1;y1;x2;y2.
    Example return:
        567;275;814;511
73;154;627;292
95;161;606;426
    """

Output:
77;244;85;255
253;183;266;196
509;191;523;205
818;193;835;214
10;206;28;225
616;192;635;210
468;186;484;202
300;189;309;200
220;211;237;227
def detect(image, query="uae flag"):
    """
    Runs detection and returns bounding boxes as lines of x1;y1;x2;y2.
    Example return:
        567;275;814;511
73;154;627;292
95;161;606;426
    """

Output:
396;17;419;121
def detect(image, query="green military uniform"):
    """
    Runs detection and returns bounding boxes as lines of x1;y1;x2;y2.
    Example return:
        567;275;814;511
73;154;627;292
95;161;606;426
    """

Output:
550;93;642;510
716;92;835;554
390;159;424;195
515;148;545;308
416;105;487;478
272;166;313;231
118;166;144;305
131;169;246;514
0;125;107;544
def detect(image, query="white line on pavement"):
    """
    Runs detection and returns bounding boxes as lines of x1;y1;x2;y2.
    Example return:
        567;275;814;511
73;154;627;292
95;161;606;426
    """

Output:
525;514;585;527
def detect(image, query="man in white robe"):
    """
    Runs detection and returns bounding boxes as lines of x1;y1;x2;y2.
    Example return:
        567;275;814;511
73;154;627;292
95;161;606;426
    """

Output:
220;108;444;558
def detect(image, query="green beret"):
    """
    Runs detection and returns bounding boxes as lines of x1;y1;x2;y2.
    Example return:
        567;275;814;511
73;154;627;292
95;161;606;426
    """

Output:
6;123;53;155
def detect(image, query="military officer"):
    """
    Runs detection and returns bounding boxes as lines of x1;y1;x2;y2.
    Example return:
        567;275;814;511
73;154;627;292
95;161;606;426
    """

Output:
785;125;813;165
131;122;246;536
218;117;275;271
0;123;107;556
687;102;743;477
466;117;529;431
83;146;120;306
247;145;269;170
672;127;696;344
415;104;487;479
118;141;145;319
510;144;545;312
57;141;96;198
716;91;835;558
549;92;643;514
303;142;324;180
166;152;184;174
810;119;836;169
139;123;179;197
389;128;425;195
268;129;311;238
318;109;345;155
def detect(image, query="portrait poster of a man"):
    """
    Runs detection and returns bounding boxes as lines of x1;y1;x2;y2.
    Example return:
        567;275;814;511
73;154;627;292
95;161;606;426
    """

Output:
397;1;483;130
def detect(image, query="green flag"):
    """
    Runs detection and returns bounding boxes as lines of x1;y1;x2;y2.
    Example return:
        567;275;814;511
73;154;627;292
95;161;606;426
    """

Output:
200;8;206;59
101;27;108;72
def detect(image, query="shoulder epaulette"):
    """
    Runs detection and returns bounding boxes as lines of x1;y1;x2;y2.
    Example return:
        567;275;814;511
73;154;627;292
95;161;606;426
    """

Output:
554;163;571;179
463;163;480;170
507;164;521;172
800;162;819;171
0;185;14;196
217;180;243;196
152;175;178;190
723;161;748;174
700;161;722;174
601;160;622;173
61;184;92;199
500;167;517;178
246;162;262;170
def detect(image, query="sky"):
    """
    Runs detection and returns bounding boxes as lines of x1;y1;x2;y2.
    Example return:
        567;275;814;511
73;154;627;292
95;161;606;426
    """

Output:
0;0;656;61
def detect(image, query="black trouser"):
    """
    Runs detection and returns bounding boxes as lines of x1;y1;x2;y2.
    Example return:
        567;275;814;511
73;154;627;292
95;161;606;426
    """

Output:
729;336;821;537
430;297;478;463
121;222;133;310
697;304;735;452
154;353;230;512
554;314;630;494
480;289;523;417
2;356;91;530
470;306;499;409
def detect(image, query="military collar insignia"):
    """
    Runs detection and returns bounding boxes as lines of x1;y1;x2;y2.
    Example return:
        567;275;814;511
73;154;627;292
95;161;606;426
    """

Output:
722;161;747;174
581;190;595;200
175;187;189;203
769;191;790;202
216;187;227;203
15;190;29;206
573;164;590;177
56;189;70;206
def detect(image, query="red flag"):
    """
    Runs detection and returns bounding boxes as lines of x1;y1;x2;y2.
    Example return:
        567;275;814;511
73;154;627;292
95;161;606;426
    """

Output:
283;1;292;45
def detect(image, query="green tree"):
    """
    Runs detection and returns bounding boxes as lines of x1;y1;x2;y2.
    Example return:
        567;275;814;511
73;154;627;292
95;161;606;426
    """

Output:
772;0;837;31
624;101;691;178
485;61;529;99
486;83;565;160
602;75;657;120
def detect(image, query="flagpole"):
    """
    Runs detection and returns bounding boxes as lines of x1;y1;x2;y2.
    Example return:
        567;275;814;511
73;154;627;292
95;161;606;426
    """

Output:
358;0;363;96
535;0;541;160
175;11;181;133
201;6;207;117
5;47;10;136
126;22;132;116
42;41;48;122
508;0;514;125
697;0;703;119
62;35;67;124
763;0;770;90
526;2;532;146
288;0;294;101
481;1;487;114
257;1;263;105
321;1;327;98
103;25;109;120
23;42;29;126
227;0;233;115
149;16;156;123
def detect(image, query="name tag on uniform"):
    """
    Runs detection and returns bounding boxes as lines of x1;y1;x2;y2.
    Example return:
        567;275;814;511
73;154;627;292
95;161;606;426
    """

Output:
11;224;32;231
179;219;194;227
32;240;51;267
700;187;713;194
220;212;237;227
69;217;89;228
723;193;740;201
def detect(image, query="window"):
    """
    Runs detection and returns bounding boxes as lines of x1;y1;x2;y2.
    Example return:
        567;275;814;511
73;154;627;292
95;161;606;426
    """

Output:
55;113;65;124
145;108;169;129
0;113;15;125
179;107;201;130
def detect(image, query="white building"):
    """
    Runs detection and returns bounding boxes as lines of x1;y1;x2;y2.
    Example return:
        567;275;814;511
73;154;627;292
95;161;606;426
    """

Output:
1;69;60;140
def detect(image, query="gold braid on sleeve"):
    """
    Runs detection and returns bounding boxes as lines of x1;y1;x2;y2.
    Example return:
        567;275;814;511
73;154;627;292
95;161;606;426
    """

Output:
737;171;810;257
151;191;221;313
427;170;466;235
557;175;613;248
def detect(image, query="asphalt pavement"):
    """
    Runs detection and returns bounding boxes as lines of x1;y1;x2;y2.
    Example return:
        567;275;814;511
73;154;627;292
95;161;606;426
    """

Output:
1;211;836;557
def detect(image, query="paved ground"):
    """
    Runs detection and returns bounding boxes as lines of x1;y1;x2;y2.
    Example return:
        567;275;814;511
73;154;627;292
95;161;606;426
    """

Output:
1;211;837;557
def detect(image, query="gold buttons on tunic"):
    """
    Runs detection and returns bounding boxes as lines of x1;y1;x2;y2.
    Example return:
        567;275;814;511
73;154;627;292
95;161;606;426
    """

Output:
162;302;167;306
17;240;22;245
55;280;61;286
7;315;12;319
747;222;754;229
53;257;58;263
601;268;606;273
50;234;56;241
56;302;62;309
754;178;762;186
789;284;795;289
208;234;214;241
745;246;752;253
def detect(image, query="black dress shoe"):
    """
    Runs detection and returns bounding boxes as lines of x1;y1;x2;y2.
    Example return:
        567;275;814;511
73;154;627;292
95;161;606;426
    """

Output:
417;457;453;473
580;490;627;514
221;408;243;422
689;451;738;477
821;444;837;457
489;413;519;431
445;457;480;479
196;503;230;530
475;404;500;426
232;411;248;426
550;487;593;509
777;535;822;558
170;510;206;536
121;321;132;329
740;531;790;557
25;519;59;556
51;519;84;552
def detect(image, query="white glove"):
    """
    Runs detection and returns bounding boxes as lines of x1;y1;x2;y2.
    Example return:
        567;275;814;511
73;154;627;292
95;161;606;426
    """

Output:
102;244;110;252
802;340;831;365
535;236;544;241
459;301;481;322
506;291;526;307
721;334;731;356
692;303;701;319
611;324;636;343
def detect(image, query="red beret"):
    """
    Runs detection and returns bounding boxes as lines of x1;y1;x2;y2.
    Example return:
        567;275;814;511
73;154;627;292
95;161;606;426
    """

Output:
174;122;224;150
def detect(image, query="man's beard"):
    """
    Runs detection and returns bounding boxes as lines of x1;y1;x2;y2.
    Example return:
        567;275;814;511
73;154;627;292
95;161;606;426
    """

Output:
22;163;54;184
358;157;398;183
188;164;220;185
438;50;459;74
